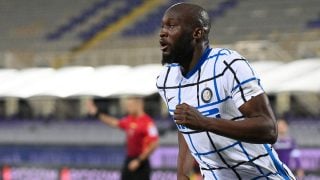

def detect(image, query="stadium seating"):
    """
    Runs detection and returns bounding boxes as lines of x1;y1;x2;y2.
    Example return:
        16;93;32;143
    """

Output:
307;13;320;28
0;0;319;67
46;0;112;40
211;0;320;43
122;0;238;37
78;0;143;41
121;0;185;37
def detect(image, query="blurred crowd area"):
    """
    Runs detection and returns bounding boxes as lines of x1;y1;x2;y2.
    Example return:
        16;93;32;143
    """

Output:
0;0;320;179
0;93;319;146
0;0;319;68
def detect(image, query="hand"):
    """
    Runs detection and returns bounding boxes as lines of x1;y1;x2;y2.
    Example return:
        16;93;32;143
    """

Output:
86;99;98;115
128;159;140;172
174;103;207;130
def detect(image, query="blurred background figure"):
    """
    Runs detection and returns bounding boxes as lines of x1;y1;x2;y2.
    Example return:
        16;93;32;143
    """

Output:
88;97;158;180
274;119;305;180
87;97;159;180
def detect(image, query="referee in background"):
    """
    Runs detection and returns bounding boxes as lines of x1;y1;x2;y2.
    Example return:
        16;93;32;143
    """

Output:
87;97;159;180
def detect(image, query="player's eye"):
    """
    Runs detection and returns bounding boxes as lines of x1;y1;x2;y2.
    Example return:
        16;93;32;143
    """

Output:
168;25;175;29
160;24;176;31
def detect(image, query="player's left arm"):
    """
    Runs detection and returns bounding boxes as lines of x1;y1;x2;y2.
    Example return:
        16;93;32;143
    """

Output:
175;55;277;144
174;93;277;144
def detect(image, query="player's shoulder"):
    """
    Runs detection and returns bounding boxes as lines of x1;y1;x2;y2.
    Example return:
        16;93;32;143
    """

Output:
209;48;245;63
156;63;179;84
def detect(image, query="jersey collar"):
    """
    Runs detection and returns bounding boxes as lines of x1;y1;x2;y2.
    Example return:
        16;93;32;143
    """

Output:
184;47;212;79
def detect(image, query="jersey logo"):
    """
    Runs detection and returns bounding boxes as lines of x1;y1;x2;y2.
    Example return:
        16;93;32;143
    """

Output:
201;87;213;103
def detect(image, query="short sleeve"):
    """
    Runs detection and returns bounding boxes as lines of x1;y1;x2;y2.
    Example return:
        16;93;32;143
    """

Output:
224;52;264;108
146;122;159;138
142;121;159;150
118;116;130;130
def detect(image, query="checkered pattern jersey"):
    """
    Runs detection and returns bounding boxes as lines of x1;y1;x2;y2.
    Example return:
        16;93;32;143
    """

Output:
156;47;295;180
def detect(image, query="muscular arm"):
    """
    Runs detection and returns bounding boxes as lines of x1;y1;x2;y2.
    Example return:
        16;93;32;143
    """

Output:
177;132;195;180
174;93;277;144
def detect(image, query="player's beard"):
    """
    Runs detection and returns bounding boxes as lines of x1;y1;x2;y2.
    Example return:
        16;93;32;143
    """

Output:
161;33;194;66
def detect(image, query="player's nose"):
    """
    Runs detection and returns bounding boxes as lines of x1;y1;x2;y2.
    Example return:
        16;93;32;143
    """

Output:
159;27;168;38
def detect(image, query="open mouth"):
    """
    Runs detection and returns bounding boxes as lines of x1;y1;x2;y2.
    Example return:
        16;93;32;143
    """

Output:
159;40;168;51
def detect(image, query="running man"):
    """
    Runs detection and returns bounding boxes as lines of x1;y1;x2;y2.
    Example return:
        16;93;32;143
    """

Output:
157;3;295;180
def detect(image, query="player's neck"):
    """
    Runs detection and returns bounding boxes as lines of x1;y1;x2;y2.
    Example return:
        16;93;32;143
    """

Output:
182;43;209;76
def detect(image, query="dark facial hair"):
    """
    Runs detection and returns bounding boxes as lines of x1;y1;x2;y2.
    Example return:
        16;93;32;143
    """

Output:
162;31;194;67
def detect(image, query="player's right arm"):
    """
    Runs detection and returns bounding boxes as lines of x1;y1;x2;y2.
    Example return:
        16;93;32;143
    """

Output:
86;99;119;128
177;132;194;180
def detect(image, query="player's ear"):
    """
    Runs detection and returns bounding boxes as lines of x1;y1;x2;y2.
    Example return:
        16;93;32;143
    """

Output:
193;27;203;40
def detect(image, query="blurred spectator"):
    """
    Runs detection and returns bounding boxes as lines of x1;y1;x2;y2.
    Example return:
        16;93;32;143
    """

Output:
17;99;33;119
274;119;305;180
87;97;159;180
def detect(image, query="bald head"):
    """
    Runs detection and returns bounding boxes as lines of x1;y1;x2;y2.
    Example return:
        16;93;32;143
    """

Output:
160;3;211;66
166;3;211;38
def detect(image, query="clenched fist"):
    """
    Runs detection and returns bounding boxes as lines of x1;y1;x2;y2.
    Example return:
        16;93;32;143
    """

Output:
174;103;208;130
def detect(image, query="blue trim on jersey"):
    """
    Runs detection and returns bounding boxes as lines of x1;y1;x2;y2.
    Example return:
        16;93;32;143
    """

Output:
187;134;201;159
244;59;256;76
243;60;266;92
231;77;259;92
201;108;219;116
193;141;239;156
168;96;231;112
178;71;218;179
187;134;218;180
258;79;265;92
252;172;279;180
197;96;231;109
178;79;183;104
184;47;212;79
264;144;290;180
212;49;231;101
238;142;266;177
165;63;180;67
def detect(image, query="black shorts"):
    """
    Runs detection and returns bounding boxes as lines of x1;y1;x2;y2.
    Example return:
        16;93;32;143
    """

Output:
121;157;151;180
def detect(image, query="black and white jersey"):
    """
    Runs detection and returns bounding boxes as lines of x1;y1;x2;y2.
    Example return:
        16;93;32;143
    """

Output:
157;47;295;180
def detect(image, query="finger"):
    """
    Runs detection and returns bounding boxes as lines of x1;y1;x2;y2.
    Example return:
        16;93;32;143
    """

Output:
175;119;186;125
173;114;186;121
176;102;190;108
175;104;184;110
174;108;185;115
180;103;190;108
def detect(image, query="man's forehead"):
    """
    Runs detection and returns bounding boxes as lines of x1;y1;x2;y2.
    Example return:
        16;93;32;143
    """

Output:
162;9;184;22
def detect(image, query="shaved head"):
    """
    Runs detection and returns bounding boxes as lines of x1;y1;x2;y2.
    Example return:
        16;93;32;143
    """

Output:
160;2;211;68
166;3;211;41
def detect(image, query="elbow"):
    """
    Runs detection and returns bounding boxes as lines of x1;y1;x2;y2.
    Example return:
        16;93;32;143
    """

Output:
154;140;160;148
265;122;278;144
267;129;278;144
152;139;160;149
